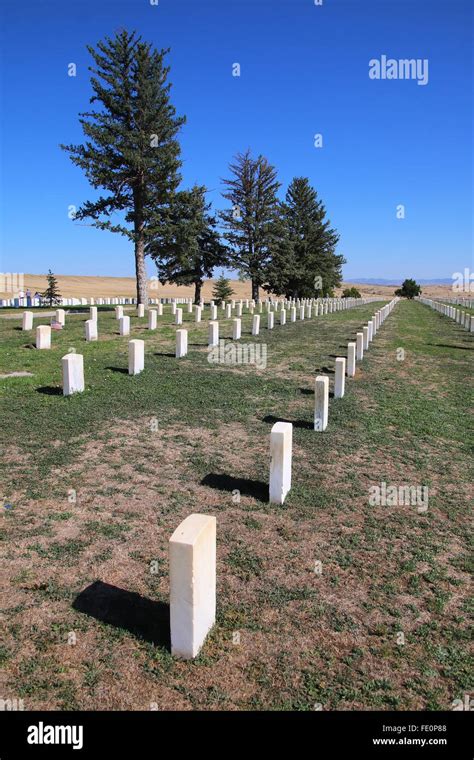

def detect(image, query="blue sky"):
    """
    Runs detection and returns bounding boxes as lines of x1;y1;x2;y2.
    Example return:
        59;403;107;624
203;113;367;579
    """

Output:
0;0;472;281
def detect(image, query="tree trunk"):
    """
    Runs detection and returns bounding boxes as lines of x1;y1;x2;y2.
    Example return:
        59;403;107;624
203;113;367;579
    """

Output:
134;183;148;307
194;279;202;305
252;279;259;302
134;238;147;307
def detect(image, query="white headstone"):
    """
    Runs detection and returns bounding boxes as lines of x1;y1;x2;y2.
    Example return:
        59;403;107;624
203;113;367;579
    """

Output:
22;311;33;330
55;309;65;326
210;305;217;320
119;316;130;336
137;304;145;318
252;315;260;336
128;339;145;375
85;319;98;342
280;309;286;326
195;306;202;323
148;309;157;330
175;308;183;325
334;357;346;398
268;312;274;330
62;353;84;395
115;305;123;320
232;318;241;340
314;375;329;431
208;321;219;346
363;326;369;350
225;304;232;319
269;421;293;505
347;342;356;377
169;513;216;659
176;329;188;358
36;325;51;349
356;332;364;360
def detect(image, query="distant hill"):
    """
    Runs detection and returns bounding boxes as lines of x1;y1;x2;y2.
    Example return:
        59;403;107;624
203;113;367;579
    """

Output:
346;278;453;286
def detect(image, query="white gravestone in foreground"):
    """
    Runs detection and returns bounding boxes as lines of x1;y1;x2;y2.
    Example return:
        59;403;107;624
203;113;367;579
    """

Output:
347;342;356;377
169;513;216;659
269;421;293;505
252;315;260;336
356;332;364;360
129;339;145;375
36;325;51;349
334;357;346;398
176;329;188;358
208;321;219;347
148;310;157;330
62;353;84;396
137;304;145;318
175;308;183;325
232;318;241;340
363;326;369;350
119;316;130;336
314;375;329;431
85;319;98;342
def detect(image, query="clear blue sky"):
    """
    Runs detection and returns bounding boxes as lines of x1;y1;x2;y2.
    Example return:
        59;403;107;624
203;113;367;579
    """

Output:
0;0;472;281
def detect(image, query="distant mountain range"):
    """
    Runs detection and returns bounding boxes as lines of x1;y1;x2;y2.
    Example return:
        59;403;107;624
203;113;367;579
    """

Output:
345;278;453;286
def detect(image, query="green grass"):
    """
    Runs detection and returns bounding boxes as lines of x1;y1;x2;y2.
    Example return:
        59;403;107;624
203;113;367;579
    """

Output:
1;299;472;710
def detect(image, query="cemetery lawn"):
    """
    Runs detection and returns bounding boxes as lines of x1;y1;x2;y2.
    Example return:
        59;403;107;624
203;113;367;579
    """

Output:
1;300;472;711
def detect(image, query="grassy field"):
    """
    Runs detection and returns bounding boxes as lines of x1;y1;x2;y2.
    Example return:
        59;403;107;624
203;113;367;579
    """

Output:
0;300;472;711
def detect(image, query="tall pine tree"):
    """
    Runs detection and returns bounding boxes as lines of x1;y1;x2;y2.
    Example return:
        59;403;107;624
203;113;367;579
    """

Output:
265;177;344;298
221;150;282;302
149;186;227;304
61;30;185;307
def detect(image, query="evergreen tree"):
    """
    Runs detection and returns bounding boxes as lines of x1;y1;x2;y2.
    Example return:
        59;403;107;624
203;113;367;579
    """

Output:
221;150;282;302
61;30;185;307
212;273;234;304
149;186;227;304
42;270;62;306
342;286;361;298
395;279;422;299
265;177;344;299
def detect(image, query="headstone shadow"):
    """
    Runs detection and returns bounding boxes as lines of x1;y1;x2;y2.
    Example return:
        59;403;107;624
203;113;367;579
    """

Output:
36;386;62;395
201;473;267;502
261;414;313;430
105;366;128;374
72;580;170;649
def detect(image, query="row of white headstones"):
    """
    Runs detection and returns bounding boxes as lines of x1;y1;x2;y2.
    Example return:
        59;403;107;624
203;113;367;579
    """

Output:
172;298;399;659
418;298;474;332
21;296;397;660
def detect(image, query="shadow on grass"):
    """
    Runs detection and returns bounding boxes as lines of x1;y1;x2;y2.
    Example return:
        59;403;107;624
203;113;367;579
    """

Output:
201;473;268;502
428;343;473;351
299;387;313;395
73;580;170;649
105;366;128;374
154;352;176;358
36;386;62;395
261;414;313;430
